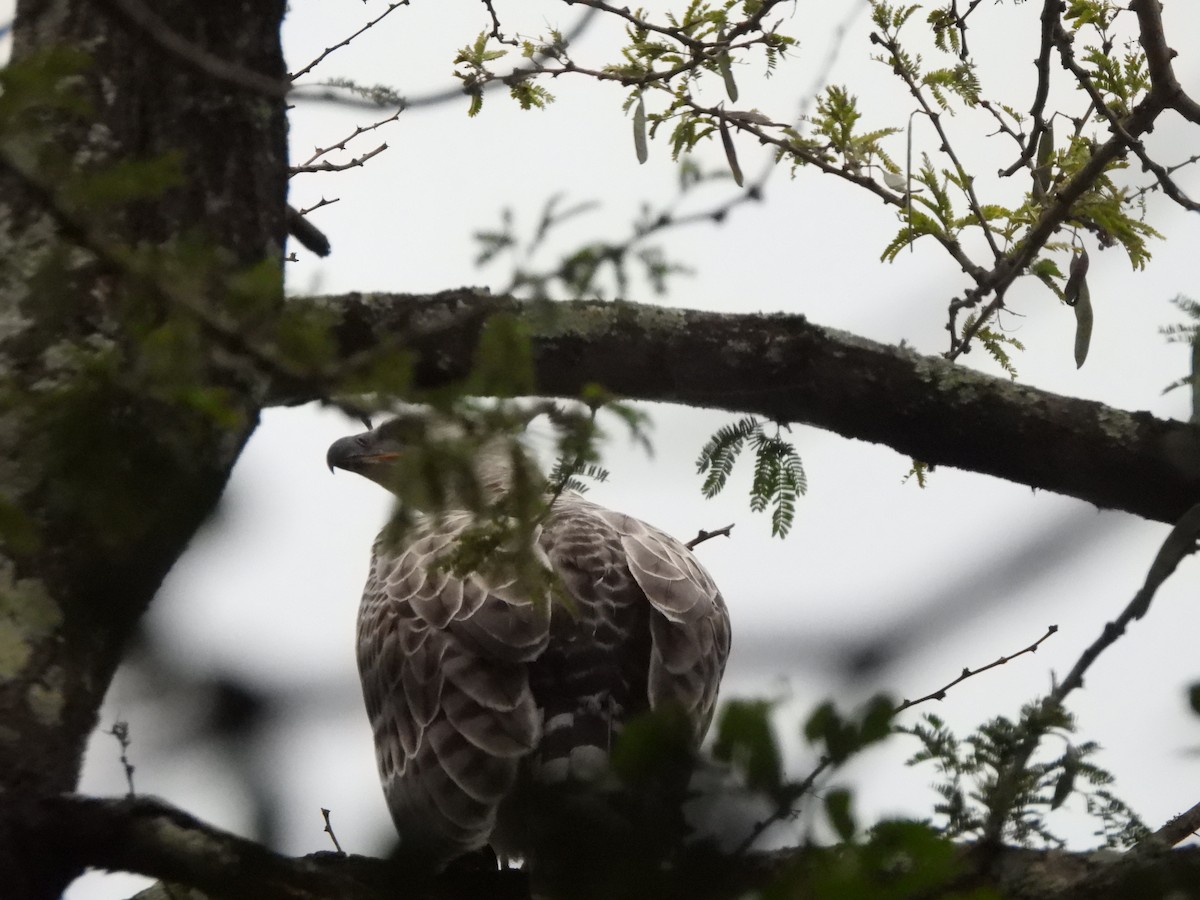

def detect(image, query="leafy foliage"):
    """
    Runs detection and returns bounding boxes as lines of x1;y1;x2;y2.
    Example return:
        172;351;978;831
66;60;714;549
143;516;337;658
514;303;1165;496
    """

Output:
961;314;1026;379
902;709;1150;849
696;416;806;537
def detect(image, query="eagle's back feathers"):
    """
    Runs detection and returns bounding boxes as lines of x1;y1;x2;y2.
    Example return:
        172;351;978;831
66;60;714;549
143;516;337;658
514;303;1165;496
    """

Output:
355;489;730;864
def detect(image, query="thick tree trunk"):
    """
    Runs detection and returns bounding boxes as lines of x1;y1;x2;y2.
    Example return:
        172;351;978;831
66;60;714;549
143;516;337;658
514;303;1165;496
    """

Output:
0;2;286;896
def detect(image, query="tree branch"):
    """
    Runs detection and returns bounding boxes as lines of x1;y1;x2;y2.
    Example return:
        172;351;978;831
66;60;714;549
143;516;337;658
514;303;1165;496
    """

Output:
30;791;1200;900
39;795;393;900
284;290;1200;525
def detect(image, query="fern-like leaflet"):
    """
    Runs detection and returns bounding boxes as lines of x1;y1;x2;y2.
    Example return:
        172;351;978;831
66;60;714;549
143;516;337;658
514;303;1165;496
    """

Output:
697;417;807;537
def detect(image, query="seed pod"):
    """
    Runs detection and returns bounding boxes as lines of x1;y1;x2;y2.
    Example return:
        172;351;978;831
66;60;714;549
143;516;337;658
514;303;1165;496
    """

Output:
1064;247;1090;307
719;115;744;187
632;95;648;165
1074;277;1093;369
1033;121;1055;200
718;49;738;102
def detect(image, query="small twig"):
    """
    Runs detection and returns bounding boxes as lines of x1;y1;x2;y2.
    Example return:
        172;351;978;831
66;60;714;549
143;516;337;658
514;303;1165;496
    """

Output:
298;108;404;169
289;2;410;82
732;756;830;857
290;143;388;175
105;720;137;798
320;808;345;855
686;523;735;550
894;624;1059;714
479;0;516;45
298;197;340;217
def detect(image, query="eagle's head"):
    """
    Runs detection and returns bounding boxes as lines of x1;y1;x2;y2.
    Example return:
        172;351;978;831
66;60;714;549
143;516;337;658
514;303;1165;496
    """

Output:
326;406;534;504
325;411;430;489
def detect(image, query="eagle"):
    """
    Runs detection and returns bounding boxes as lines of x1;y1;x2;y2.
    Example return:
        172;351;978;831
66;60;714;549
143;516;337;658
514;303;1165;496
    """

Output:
327;409;731;869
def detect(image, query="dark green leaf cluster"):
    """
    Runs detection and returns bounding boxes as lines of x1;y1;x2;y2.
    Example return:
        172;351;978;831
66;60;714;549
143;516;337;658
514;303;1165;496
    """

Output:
713;699;784;793
901;708;1150;849
772;819;989;899
804;695;895;766
696;416;807;537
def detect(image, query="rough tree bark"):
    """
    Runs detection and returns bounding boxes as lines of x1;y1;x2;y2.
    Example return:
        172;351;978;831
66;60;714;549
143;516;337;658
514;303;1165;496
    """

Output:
0;1;286;895
1;1;1199;898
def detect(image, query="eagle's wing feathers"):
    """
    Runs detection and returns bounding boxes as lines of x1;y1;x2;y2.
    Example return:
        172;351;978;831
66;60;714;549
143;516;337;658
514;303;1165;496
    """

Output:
535;499;731;747
608;510;731;733
357;517;546;859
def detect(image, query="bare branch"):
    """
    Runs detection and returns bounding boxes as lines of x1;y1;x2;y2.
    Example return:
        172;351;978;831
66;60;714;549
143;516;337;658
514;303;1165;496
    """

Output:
895;625;1059;713
289;2;411;83
41;795;389;900
320;808;345;856
290;143;388;175
1132;0;1200;125
297;197;340;217
685;523;735;550
298;108;405;169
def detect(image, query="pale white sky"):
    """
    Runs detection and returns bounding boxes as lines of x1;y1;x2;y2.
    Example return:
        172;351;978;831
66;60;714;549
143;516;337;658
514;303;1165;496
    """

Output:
3;2;1198;896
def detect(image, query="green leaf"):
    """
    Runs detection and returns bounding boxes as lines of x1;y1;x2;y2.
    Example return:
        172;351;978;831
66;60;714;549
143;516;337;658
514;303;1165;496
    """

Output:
825;787;856;842
0;493;39;554
696;416;758;497
713;699;783;792
469;313;535;395
610;705;695;786
1051;749;1078;811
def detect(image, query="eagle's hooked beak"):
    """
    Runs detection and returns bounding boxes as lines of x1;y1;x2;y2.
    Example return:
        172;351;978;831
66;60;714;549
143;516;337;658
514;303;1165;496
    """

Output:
326;433;365;474
327;414;376;473
326;432;402;475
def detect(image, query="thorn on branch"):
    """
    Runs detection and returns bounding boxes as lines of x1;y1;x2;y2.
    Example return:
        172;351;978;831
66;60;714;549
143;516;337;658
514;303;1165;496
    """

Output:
686;523;735;550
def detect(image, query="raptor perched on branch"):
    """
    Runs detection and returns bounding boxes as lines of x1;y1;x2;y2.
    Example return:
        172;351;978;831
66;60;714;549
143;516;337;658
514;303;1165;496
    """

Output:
327;408;731;871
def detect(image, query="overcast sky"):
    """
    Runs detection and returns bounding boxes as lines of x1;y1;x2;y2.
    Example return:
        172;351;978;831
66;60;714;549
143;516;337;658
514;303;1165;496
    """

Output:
3;2;1198;896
